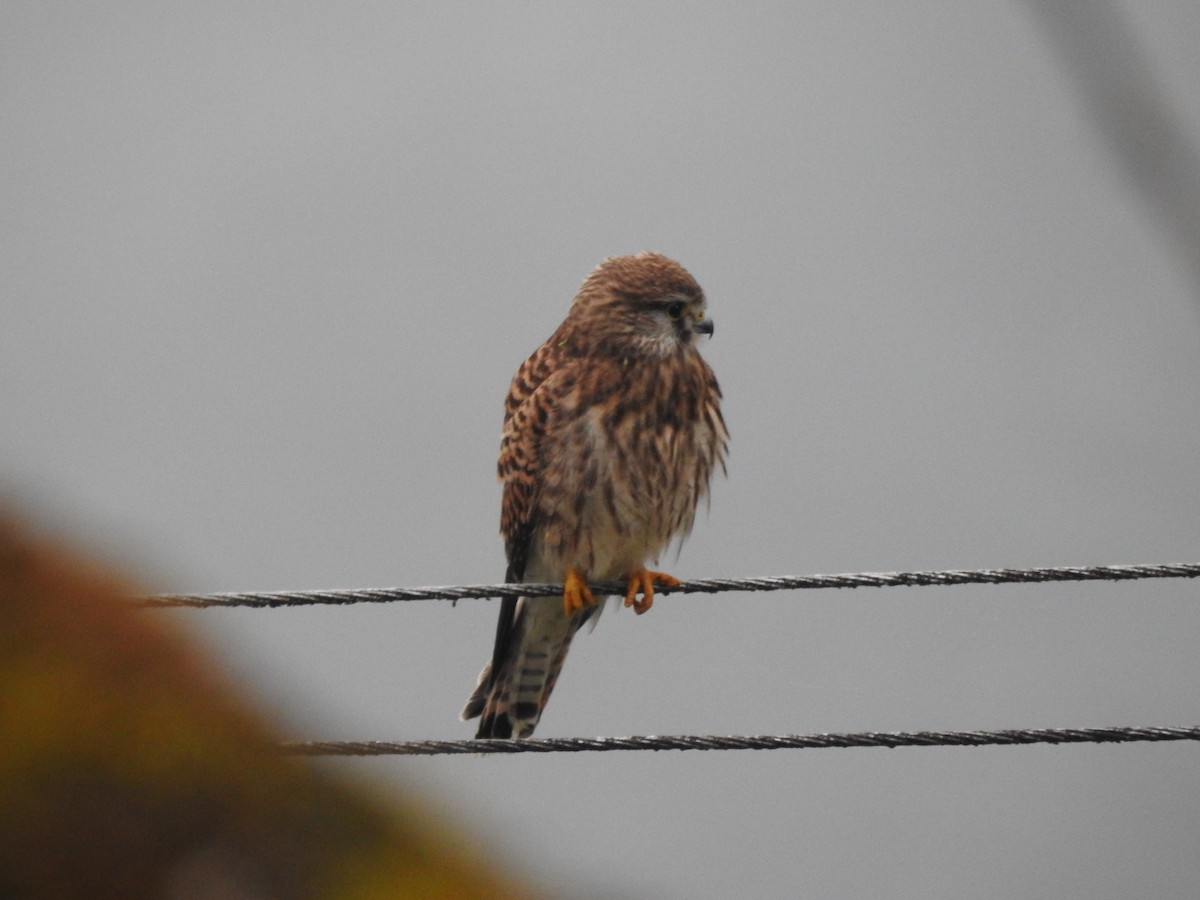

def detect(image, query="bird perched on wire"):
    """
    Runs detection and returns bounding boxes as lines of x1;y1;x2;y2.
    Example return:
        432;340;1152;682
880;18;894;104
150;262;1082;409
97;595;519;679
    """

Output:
462;252;728;739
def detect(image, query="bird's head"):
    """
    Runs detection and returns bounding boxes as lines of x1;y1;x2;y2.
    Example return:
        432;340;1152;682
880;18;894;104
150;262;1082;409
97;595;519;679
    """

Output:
568;252;713;357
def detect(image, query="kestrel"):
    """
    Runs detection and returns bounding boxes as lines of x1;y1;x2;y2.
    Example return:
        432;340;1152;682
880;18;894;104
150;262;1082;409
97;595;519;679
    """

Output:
461;252;728;739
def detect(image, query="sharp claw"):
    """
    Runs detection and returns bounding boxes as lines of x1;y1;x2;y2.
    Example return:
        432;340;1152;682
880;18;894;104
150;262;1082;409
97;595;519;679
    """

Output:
622;574;646;614
563;568;596;616
623;570;681;615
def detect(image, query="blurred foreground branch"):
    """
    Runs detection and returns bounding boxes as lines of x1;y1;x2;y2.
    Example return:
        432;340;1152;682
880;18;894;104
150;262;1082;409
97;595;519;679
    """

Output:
1023;0;1200;295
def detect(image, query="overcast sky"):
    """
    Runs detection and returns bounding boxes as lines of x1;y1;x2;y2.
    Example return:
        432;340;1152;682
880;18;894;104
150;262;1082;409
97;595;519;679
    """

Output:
4;3;1200;897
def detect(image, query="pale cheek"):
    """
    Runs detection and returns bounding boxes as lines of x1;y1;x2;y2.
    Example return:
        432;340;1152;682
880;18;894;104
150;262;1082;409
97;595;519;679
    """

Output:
630;319;682;356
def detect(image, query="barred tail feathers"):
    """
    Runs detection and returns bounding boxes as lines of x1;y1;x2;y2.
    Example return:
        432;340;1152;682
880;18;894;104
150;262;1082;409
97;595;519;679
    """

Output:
462;595;582;739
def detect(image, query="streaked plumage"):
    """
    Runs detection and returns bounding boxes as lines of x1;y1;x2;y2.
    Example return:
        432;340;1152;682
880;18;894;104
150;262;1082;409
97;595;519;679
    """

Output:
461;252;727;738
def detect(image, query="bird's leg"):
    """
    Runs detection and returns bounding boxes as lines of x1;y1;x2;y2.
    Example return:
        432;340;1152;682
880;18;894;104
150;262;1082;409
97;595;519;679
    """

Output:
623;569;682;615
562;567;597;616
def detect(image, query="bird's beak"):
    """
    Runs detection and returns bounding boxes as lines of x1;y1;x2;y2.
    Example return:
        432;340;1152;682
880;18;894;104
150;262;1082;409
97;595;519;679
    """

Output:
692;316;714;337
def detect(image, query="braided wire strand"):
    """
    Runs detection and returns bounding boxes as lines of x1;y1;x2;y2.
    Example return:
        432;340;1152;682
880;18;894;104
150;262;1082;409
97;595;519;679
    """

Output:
137;568;1200;759
140;562;1200;608
280;725;1200;757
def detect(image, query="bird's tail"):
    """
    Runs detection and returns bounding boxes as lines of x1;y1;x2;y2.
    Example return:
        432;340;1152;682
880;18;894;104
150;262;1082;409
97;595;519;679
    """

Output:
461;595;584;739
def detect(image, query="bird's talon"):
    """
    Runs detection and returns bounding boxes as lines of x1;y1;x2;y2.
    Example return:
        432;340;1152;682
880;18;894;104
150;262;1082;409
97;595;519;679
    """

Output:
563;568;596;616
623;569;681;615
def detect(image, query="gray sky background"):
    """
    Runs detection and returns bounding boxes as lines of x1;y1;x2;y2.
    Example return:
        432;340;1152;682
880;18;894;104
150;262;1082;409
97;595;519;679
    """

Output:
4;3;1200;897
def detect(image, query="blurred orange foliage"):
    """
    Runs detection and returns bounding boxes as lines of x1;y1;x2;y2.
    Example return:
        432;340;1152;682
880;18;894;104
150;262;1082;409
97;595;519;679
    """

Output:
0;512;536;899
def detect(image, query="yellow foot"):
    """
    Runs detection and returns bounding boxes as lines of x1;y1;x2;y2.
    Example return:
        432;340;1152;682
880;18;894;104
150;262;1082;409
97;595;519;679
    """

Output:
563;567;597;616
623;569;681;616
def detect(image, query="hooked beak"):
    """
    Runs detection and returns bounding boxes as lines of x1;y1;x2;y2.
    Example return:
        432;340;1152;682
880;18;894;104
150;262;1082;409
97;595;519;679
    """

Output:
692;316;714;337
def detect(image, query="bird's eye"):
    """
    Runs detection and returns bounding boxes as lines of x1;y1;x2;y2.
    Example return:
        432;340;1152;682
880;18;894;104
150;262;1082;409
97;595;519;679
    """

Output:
666;300;685;319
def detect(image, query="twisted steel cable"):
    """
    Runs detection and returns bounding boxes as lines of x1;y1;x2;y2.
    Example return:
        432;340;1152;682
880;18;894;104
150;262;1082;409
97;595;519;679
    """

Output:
280;725;1200;757
141;562;1200;609
136;565;1200;759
